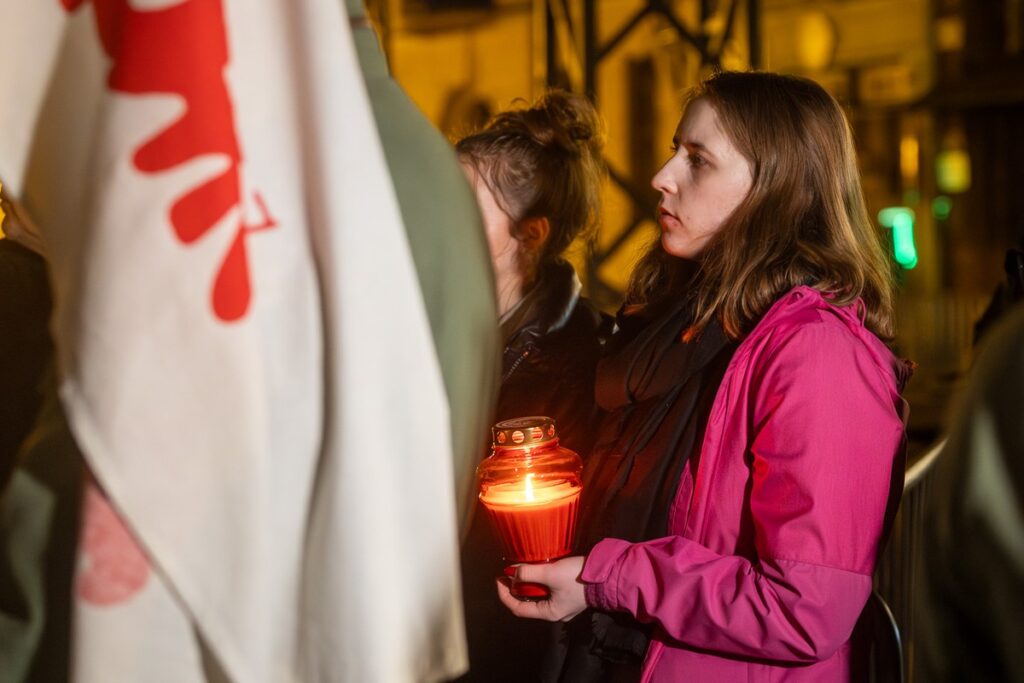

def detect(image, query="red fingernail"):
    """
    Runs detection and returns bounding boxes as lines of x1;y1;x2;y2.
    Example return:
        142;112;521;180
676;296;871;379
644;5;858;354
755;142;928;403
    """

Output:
503;565;518;578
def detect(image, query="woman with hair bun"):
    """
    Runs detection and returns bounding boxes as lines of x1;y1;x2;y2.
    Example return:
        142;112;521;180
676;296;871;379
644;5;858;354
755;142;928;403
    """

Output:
455;91;608;682
497;71;912;683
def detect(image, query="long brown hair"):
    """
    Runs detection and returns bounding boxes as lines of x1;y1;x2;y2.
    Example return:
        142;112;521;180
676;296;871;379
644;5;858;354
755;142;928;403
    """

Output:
456;90;605;285
628;71;895;341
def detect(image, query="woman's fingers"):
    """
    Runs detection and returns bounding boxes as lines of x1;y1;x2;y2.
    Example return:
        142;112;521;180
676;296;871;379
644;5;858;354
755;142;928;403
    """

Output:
495;556;588;622
511;561;548;585
496;577;558;620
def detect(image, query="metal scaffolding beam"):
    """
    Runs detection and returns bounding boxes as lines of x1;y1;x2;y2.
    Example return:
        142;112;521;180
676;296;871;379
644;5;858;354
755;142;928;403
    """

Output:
537;0;759;308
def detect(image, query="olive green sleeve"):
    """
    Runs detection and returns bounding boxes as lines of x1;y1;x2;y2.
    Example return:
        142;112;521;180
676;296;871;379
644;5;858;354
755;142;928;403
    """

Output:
348;12;499;531
0;378;85;683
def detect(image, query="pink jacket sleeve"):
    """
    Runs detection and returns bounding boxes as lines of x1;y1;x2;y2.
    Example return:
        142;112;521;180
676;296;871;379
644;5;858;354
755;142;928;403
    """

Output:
580;320;904;663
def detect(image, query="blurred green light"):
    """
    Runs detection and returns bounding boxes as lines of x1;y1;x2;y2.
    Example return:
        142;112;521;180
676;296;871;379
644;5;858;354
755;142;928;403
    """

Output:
878;206;918;269
878;206;914;228
932;195;953;221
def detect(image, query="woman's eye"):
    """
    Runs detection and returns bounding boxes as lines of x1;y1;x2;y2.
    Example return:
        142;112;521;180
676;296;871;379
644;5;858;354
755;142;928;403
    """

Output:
688;153;707;167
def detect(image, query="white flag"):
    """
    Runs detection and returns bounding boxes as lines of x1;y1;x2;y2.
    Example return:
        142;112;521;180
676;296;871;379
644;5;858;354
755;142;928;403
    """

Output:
0;1;469;680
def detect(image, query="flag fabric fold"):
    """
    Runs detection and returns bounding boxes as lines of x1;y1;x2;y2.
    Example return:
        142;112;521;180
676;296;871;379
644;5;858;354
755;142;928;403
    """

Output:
0;0;489;680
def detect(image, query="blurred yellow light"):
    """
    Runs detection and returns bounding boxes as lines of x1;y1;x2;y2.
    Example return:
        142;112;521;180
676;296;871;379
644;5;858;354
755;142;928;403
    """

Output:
900;135;919;183
0;182;6;239
795;10;837;71
934;16;965;52
936;149;971;193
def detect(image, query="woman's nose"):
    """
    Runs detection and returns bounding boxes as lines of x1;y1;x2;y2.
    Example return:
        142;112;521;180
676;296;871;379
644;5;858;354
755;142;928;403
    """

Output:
651;162;675;194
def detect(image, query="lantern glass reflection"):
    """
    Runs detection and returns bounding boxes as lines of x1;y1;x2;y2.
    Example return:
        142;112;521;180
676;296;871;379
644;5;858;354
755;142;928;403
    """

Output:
477;417;583;597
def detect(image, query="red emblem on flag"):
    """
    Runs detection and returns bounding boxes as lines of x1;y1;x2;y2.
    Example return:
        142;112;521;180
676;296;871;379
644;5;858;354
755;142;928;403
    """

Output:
76;481;151;606
62;0;275;322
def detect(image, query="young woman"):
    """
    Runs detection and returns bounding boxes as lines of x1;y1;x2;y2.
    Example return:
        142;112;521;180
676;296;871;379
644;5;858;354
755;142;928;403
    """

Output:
456;91;608;682
498;71;912;682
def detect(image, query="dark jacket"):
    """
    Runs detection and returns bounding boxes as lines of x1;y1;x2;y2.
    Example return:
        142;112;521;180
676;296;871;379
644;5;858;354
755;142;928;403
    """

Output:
494;261;606;456
0;239;52;488
459;260;606;683
544;296;737;683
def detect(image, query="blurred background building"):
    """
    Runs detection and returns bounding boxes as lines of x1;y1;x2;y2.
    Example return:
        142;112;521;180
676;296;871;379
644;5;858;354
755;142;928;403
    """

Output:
366;0;1024;456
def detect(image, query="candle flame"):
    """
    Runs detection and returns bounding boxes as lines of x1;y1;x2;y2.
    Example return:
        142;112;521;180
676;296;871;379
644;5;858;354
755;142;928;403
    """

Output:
524;473;535;502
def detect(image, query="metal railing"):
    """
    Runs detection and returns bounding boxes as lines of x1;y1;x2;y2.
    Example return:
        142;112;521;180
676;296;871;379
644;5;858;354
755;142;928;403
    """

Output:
875;439;945;682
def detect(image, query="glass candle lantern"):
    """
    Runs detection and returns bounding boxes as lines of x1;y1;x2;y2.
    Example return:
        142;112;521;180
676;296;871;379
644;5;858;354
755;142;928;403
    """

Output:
477;416;583;600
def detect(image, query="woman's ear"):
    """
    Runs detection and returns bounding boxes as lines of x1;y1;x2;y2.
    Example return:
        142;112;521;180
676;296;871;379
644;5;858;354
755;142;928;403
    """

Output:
518;216;550;253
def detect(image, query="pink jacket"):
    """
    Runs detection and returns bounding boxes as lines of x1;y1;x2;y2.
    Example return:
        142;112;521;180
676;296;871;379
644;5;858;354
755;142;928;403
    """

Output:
581;286;910;682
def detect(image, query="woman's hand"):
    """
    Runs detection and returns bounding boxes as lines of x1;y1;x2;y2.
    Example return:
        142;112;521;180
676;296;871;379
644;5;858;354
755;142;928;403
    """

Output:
496;555;588;622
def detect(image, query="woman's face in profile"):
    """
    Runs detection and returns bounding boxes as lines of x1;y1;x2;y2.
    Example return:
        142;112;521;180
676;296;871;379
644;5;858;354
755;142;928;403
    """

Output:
461;162;522;302
652;98;753;260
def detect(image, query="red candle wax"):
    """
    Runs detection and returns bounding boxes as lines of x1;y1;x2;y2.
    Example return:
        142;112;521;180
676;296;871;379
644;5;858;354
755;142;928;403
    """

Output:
480;474;581;563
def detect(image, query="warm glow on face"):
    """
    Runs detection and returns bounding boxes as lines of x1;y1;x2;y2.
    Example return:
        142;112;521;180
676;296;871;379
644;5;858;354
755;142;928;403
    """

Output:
460;162;524;316
651;99;754;260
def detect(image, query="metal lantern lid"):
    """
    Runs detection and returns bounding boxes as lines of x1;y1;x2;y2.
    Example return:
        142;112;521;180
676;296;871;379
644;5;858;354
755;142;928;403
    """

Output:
478;415;583;568
491;416;558;448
